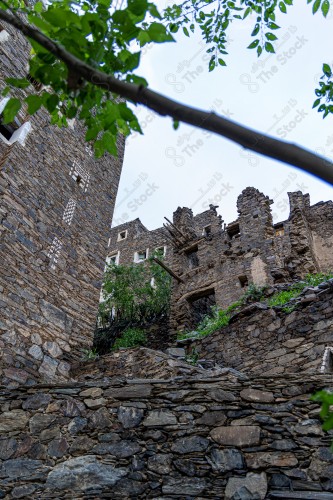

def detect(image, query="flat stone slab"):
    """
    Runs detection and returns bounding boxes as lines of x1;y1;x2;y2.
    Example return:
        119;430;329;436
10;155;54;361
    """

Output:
211;426;260;447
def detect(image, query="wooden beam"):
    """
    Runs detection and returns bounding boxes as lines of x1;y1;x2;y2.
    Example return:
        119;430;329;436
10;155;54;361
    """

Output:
152;257;184;283
164;217;187;239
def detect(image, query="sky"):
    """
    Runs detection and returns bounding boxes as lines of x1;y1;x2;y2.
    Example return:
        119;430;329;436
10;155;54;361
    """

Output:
112;1;333;231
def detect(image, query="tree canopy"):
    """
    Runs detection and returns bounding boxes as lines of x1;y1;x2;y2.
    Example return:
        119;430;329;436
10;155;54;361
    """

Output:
0;0;333;183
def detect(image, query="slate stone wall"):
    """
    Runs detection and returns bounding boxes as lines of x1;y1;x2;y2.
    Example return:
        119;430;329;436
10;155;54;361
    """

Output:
186;281;333;376
0;26;124;383
0;373;332;498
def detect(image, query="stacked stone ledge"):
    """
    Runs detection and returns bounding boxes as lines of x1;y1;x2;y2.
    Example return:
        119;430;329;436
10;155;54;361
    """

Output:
0;373;333;498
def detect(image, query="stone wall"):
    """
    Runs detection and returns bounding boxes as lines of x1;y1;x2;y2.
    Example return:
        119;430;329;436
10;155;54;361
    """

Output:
0;373;332;498
108;188;333;334
186;281;333;376
0;25;124;384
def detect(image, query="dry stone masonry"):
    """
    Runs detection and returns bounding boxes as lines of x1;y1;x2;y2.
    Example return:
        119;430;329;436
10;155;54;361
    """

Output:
108;188;333;334
0;23;124;384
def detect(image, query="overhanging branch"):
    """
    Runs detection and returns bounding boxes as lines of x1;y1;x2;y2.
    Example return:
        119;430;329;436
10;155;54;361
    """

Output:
1;7;333;185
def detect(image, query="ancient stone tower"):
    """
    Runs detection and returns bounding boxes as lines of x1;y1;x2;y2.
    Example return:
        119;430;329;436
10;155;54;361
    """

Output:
0;22;124;384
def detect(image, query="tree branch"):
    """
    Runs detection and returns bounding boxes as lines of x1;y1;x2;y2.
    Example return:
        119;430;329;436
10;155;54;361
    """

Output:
1;7;333;185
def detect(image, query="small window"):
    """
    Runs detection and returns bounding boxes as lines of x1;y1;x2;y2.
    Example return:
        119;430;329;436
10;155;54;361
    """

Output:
134;249;148;263
105;252;119;268
186;245;199;269
117;230;128;242
321;347;333;373
274;223;285;237
155;246;166;257
227;222;240;239
62;198;77;226
47;237;63;270
0;98;31;146
69;160;90;192
238;275;248;288
27;74;43;92
203;225;212;237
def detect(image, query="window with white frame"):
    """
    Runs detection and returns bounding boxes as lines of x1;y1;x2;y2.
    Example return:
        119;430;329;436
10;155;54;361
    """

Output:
105;252;120;268
62;198;77;226
321;347;333;373
47;237;63;270
69;159;90;192
0;24;10;43
134;249;149;263
117;230;128;242
0;98;31;146
155;246;166;257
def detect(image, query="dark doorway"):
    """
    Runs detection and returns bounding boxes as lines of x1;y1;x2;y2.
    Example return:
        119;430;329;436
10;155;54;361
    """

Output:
187;289;216;328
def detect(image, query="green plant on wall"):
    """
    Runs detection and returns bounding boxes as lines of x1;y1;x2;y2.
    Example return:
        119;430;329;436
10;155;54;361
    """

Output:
113;328;147;350
311;390;333;449
98;256;171;327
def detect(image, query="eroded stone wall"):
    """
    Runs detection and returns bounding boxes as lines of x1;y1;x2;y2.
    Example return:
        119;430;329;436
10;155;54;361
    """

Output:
0;373;332;498
0;26;124;383
186;281;333;376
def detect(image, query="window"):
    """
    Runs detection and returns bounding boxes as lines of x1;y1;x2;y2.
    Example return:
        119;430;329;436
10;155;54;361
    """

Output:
134;249;148;263
203;225;212;237
274;223;285;237
238;275;248;288
155;246;166;257
105;252;120;268
0;98;31;146
62;198;77;226
27;74;43;92
321;347;333;373
117;230;128;242
0;25;9;43
227;222;240;239
186;245;199;269
47;237;63;270
69;160;90;192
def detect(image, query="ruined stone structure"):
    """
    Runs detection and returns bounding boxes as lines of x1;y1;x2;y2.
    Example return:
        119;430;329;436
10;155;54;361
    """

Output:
108;188;333;333
0;23;124;384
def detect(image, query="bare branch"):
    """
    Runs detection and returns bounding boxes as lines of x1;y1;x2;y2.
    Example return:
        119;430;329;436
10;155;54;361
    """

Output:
1;7;333;185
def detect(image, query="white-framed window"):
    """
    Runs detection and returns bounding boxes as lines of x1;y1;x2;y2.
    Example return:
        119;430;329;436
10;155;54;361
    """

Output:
47;237;63;270
105;252;120;269
155;246;166;257
0;25;10;43
62;198;77;226
69;159;90;192
0;98;31;146
321;347;333;373
134;249;149;263
117;230;128;242
202;225;212;237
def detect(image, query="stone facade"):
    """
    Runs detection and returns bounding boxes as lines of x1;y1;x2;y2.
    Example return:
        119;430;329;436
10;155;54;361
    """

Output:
184;279;333;376
0;371;332;498
109;188;333;334
0;24;124;383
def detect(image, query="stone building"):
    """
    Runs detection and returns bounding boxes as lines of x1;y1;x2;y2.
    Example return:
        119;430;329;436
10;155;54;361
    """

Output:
0;22;124;384
108;187;333;334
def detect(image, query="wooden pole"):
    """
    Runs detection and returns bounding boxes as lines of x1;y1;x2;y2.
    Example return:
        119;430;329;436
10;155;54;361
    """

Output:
152;257;184;283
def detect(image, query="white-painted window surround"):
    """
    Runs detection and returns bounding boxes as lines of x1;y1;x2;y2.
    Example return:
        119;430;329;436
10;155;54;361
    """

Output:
0;98;31;146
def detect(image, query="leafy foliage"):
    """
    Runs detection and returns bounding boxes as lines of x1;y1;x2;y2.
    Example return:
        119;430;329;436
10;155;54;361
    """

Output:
242;283;267;302
311;390;333;448
313;63;333;118
113;327;147;350
98;257;171;327
81;347;99;361
1;0;332;156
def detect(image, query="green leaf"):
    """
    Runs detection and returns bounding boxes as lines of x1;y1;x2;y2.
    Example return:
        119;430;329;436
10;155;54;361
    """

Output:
2;98;21;124
248;39;259;49
268;21;280;29
147;22;174;42
183;26;189;37
218;58;226;66
265;32;278;41
208;56;216;72
34;1;44;13
173;119;179;130
257;45;263;56
25;95;43;115
279;1;287;12
5;77;30;89
321;0;330;16
323;63;332;77
312;98;321;108
265;41;275;53
313;0;321;13
45;94;59;113
251;23;260;36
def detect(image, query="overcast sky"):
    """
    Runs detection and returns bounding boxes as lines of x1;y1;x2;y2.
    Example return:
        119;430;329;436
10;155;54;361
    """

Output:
112;1;333;231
